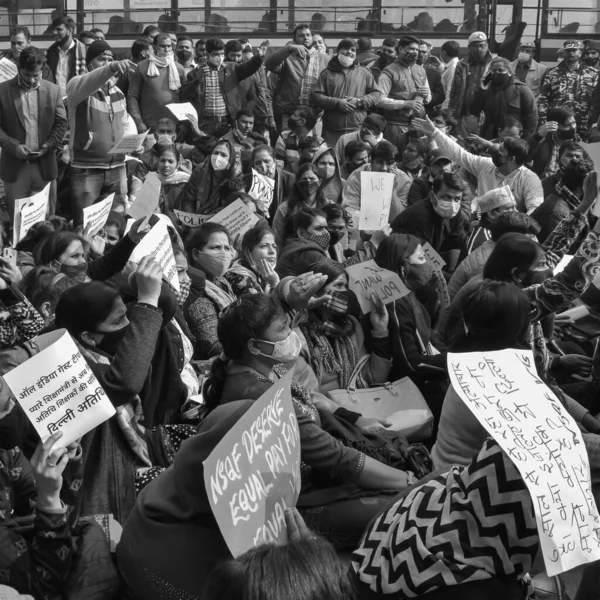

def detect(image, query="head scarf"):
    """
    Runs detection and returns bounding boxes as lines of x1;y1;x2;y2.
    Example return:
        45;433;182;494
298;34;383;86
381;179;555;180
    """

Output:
311;146;345;203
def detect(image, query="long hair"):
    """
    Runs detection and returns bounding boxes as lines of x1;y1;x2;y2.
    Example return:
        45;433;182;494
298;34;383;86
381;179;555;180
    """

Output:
483;233;542;282
33;231;85;266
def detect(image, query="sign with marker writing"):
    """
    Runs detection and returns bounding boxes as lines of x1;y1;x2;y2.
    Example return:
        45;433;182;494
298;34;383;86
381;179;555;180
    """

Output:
448;348;600;576
346;260;410;314
127;172;161;220
3;329;115;447
82;194;115;237
248;169;275;214
174;209;209;227
108;131;149;155
0;57;17;83
422;242;446;272
208;200;260;246
166;102;198;122
359;172;394;230
203;371;301;557
14;183;50;245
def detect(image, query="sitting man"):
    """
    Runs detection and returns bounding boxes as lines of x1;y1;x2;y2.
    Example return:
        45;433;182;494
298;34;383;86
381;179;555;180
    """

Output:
274;104;324;167
340;140;370;179
334;113;386;166
396;135;430;180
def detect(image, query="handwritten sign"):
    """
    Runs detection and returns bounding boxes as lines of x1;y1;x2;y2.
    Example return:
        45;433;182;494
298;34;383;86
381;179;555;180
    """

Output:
203;371;301;557
0;57;17;83
208;200;260;245
129;218;180;292
108;131;149;155
346;260;410;314
448;348;600;576
166;102;198;122
359;172;394;231
248;169;275;214
422;242;446;272
174;209;209;227
127;172;161;220
83;194;115;237
3;329;115;447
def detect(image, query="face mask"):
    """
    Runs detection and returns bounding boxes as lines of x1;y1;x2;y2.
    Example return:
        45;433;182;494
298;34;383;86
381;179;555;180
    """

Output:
177;49;193;61
337;54;354;68
560;162;588;188
317;165;336;180
174;278;192;307
328;229;345;245
433;194;460;219
406;262;434;291
379;53;395;67
156;49;174;59
57;261;89;282
517;52;531;63
491;72;510;85
253;330;302;363
211;154;229;171
301;230;331;250
96;325;128;355
195;250;231;278
557;127;576;140
209;55;224;69
492;150;509;169
325;290;349;314
297;179;320;197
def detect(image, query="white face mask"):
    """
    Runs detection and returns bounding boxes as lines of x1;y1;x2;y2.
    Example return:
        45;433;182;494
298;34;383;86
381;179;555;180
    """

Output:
209;55;224;69
338;54;354;68
252;330;303;363
211;154;229;171
433;194;460;218
518;51;531;63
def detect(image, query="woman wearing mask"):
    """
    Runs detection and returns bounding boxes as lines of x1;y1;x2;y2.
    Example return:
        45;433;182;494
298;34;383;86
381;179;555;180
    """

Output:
177;140;241;217
479;57;537;141
154;146;191;227
225;226;280;296
311;146;345;203
184;222;236;359
272;164;330;248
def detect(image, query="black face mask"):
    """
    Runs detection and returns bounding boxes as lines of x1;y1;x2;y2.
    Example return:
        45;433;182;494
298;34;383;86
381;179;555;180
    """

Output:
490;72;510;86
557;127;576;140
379;53;395;67
560;162;588;189
328;230;345;246
584;56;599;67
177;49;193;61
406;262;434;291
96;325;128;355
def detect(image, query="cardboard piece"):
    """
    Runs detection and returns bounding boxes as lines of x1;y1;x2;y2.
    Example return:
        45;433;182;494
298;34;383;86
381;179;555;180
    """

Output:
0;57;17;83
108;131;149;155
359;171;394;230
82;194;115;237
248;169;275;214
208;200;260;245
166;102;198;122
127;172;161;220
3;329;115;447
422;242;446;272
203;371;301;556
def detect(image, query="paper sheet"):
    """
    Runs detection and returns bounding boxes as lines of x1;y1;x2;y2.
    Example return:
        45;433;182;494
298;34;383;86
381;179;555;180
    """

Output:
0;57;17;83
359;171;394;230
166;102;198;122
14;183;50;244
127;172;161;220
82;194;115;237
108;131;149;155
248;169;275;214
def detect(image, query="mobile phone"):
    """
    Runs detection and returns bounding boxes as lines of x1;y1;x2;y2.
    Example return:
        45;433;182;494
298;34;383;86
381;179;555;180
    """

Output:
2;247;17;266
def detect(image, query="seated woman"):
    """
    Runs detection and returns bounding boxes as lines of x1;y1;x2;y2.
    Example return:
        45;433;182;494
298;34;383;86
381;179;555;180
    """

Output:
225;226;280;296
184;222;236;359
102;211;127;249
312;146;345;203
298;258;392;394
154;145;190;227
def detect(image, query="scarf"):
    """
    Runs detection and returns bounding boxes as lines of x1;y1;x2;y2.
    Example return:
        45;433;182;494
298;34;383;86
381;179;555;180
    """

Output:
299;47;320;105
173;278;192;307
555;179;583;211
352;437;538;598
225;261;266;294
147;52;181;90
156;170;190;186
485;74;514;137
203;277;235;311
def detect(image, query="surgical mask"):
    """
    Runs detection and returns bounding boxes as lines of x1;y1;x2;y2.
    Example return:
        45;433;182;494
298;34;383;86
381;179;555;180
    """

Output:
337;54;354;68
96;325;128;355
302;230;331;250
174;278;192;307
325;290;349;314
317;165;335;180
517;52;531;63
406;262;433;291
253;330;302;363
211;154;229;171
297;180;320;197
177;49;193;61
433;194;460;218
490;72;510;85
209;55;224;69
56;261;89;282
195;250;231;278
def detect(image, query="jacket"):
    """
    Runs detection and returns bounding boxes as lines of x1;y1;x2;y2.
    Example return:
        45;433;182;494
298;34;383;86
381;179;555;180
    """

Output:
425;65;445;110
276;237;329;278
43;38;87;87
66;65;128;169
312;57;381;134
448;51;495;118
0;78;67;183
446;239;495;300
510;58;547;100
182;55;263;123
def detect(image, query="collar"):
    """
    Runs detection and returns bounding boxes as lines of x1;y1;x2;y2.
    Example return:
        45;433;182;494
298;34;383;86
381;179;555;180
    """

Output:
445;57;459;68
58;38;75;54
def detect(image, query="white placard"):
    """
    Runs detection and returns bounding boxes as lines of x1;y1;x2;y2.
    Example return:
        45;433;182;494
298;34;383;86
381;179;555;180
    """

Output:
3;329;116;447
82;194;115;237
0;57;18;83
174;209;209;227
127;172;161;220
248;169;275;214
13;184;50;246
448;348;600;576
208;200;260;244
108;131;149;155
16;183;50;244
359;171;394;230
166;102;198;122
129;219;180;292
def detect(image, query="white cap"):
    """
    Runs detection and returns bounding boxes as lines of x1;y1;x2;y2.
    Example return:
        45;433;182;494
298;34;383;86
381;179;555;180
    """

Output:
477;185;516;213
468;31;487;45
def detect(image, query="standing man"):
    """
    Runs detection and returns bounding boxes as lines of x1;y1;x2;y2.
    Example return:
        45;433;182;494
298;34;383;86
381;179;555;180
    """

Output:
357;38;378;66
91;28;106;42
44;15;87;97
225;40;257;116
176;35;197;76
368;38;397;81
377;36;431;148
67;41;136;223
510;41;547;101
418;39;445;111
274;105;324;166
3;26;32;65
448;31;495;137
334;113;386;165
195;39;207;65
538;40;599;138
0;47;67;220
142;25;160;44
583;40;600;70
128;33;185;133
264;24;329;131
440;40;459;110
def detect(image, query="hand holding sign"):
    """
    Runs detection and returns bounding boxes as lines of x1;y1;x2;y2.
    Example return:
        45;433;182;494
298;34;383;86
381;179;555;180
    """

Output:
248;169;275;213
30;431;71;510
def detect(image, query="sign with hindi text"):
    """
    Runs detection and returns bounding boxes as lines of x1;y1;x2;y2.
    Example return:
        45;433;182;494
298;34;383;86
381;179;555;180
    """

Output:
248;169;275;214
0;57;17;83
359;172;394;230
14;183;50;245
108;131;149;155
82;194;115;237
208;200;260;245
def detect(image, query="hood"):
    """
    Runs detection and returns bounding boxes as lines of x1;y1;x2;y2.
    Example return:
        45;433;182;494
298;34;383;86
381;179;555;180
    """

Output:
211;138;242;177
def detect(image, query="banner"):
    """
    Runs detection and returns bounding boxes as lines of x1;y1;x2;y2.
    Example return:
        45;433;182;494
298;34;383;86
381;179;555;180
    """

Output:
346;259;410;314
108;131;149;155
14;183;50;245
127;172;161;220
82;194;115;237
248;169;275;214
448;348;600;576
166;102;198;122
208;200;260;245
359;171;394;230
174;209;209;228
203;371;301;556
3;329;115;447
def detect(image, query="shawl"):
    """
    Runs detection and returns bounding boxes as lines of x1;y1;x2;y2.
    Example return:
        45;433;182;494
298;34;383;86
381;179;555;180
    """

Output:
203;277;235;311
147;52;181;90
299;47;321;105
311;146;345;203
224;260;265;296
157;169;190;186
352;438;538;598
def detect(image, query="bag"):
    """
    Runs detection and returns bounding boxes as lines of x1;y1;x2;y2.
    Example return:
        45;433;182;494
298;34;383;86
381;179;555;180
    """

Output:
327;355;434;442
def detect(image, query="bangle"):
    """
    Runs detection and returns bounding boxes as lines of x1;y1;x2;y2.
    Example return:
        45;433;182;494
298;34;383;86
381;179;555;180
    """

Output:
406;471;415;487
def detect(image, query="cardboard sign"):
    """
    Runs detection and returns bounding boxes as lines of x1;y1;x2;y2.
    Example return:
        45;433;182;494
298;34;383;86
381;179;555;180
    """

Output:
448;348;600;576
578;142;600;217
422;242;446;272
0;57;17;83
166;102;198;122
127;172;161;220
129;218;180;292
3;329;115;447
82;194;115;237
108;131;149;155
208;200;260;245
346;260;410;314
203;371;301;557
359;172;394;231
174;209;209;228
248;169;275;213
13;183;51;246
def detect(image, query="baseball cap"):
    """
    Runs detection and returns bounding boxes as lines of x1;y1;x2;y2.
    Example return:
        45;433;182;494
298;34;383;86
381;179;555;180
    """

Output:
563;40;583;50
427;148;452;166
477;186;516;213
468;32;487;45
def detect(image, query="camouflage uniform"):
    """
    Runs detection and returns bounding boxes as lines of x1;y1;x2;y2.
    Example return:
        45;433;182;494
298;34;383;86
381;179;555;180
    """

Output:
537;62;600;136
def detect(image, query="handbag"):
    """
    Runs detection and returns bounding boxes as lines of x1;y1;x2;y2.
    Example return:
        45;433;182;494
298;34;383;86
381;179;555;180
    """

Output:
327;355;434;442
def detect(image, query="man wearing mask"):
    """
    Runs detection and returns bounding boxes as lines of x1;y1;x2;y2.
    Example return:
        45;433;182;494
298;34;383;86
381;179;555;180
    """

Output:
274;104;325;166
368;38;397;82
510;41;547;101
340;140;370;179
583;40;600;70
418;39;445;111
176;36;197;76
0;47;67;221
440;41;459;110
377;36;431;148
528;106;579;177
448;31;495;138
538;40;599;138
128;33;185;133
67;41;136;223
334;113;386;166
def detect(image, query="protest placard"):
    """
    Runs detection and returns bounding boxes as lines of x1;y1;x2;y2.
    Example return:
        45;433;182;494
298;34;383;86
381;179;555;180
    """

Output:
82;194;115;237
346;260;410;314
127;172;161;220
174;209;209;228
129;218;180;292
166;102;198;122
203;371;301;556
447;348;600;576
13;183;51;246
248;169;275;213
3;329;116;447
422;242;446;272
578;142;600;217
359;172;394;230
0;57;17;83
108;131;149;155
208;200;260;244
